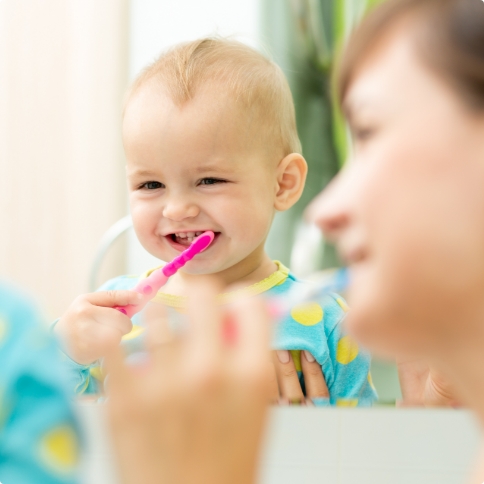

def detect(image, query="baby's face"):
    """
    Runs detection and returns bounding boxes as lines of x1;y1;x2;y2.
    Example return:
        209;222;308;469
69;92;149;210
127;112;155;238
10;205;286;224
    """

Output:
123;82;279;275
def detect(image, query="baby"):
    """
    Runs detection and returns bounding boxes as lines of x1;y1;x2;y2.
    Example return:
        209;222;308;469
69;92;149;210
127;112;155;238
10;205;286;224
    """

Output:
54;38;376;405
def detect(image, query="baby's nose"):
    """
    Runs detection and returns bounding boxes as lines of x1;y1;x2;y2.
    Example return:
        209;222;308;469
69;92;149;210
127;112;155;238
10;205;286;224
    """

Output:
162;197;200;221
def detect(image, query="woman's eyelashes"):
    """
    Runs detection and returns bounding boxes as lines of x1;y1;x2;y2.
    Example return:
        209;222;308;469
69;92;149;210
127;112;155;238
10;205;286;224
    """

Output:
350;124;379;148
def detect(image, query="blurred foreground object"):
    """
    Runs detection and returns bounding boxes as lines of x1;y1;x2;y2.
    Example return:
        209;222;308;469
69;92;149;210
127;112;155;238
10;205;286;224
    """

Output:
0;282;79;483
105;280;271;484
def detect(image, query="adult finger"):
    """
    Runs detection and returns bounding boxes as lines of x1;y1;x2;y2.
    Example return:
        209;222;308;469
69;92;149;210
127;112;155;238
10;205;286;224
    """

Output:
267;361;280;403
143;302;175;351
84;290;144;308
396;356;429;405
103;339;133;397
231;295;270;367
185;277;223;362
301;350;329;399
272;350;304;401
424;367;460;407
143;302;183;377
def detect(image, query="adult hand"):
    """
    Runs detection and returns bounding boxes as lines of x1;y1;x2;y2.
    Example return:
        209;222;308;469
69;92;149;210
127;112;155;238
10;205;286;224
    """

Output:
270;349;329;404
397;357;461;407
54;291;142;365
104;280;272;484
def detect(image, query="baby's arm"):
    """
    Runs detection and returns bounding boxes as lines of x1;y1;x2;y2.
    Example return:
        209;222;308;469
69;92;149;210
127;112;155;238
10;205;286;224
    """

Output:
325;296;378;406
53;276;142;395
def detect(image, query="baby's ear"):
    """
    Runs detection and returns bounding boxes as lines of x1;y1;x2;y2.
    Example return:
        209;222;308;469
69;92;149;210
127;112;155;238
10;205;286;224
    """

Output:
274;153;308;211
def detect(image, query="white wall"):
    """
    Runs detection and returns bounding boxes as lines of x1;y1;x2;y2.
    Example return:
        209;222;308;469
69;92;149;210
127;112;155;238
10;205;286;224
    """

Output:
0;0;129;318
128;0;260;80
126;0;260;275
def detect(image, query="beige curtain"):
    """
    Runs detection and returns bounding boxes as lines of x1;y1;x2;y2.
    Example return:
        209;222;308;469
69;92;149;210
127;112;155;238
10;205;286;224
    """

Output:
0;0;129;319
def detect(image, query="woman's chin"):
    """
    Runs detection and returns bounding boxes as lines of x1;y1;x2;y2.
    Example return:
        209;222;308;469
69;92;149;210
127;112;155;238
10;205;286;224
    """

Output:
346;262;373;304
345;266;398;350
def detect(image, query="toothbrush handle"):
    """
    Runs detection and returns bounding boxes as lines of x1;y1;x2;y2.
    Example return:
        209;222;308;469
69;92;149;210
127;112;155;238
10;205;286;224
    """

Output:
163;245;200;276
113;231;214;318
114;271;169;318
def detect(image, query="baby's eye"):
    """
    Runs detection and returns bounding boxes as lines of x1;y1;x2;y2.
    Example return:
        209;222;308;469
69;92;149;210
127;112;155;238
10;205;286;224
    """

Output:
199;178;226;186
140;181;164;190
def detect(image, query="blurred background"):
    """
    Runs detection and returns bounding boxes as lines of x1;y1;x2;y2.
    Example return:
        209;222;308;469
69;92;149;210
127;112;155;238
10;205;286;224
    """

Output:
0;0;399;401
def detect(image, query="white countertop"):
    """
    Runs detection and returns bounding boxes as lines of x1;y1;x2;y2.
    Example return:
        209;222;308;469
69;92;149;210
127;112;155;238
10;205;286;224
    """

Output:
76;403;480;484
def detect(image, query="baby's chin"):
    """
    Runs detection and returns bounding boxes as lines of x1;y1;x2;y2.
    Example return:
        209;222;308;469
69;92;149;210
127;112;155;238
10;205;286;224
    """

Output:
178;264;220;276
178;256;236;275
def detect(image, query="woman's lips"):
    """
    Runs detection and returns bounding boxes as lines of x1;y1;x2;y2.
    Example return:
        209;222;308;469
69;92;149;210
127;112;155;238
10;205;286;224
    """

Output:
342;246;368;266
164;232;220;253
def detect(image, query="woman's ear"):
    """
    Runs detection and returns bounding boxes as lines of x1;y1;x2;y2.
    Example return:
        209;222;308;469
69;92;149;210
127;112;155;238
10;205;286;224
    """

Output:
274;153;308;211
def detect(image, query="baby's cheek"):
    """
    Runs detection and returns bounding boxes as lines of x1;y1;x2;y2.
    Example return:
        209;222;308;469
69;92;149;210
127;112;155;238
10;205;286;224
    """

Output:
238;214;271;244
132;220;165;257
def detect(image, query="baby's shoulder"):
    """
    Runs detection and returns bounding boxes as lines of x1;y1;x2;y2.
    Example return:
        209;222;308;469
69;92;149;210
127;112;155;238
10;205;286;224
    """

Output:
268;274;349;334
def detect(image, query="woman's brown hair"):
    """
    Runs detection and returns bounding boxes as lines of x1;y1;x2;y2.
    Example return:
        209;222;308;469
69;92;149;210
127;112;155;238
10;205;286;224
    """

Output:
337;0;484;112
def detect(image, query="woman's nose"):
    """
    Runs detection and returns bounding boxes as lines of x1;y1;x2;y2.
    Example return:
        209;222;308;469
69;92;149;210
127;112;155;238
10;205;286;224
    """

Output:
305;176;351;242
162;196;200;221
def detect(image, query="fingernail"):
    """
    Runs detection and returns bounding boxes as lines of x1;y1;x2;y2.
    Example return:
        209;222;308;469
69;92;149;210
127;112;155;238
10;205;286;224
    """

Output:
304;350;315;362
277;350;290;364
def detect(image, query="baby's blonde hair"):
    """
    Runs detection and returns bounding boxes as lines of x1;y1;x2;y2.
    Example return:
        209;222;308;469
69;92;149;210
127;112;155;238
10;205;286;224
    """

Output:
126;37;302;156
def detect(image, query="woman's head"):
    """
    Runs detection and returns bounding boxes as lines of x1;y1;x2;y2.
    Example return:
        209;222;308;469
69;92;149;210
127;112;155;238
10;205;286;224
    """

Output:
309;0;484;356
338;0;484;112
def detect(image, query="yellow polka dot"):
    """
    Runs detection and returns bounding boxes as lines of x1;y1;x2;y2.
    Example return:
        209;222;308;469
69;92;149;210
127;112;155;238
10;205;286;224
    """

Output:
90;366;104;382
0;317;8;345
290;350;302;371
336;398;359;407
336;297;349;312
122;324;145;341
291;302;323;326
39;425;78;474
368;372;376;390
336;336;359;365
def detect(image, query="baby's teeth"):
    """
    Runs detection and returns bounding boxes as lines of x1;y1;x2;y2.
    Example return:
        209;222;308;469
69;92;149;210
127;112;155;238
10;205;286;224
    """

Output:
177;233;187;238
187;232;195;238
187;237;194;243
195;231;202;236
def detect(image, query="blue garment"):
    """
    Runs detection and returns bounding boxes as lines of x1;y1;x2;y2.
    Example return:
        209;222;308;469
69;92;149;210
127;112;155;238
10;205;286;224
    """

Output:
0;283;79;484
269;271;377;406
62;262;377;406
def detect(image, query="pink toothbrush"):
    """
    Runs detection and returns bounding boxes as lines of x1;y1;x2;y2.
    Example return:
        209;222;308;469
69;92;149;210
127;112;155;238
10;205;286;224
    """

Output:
114;231;215;318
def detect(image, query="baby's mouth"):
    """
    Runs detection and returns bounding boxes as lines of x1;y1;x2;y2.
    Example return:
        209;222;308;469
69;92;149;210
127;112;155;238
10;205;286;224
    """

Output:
170;231;204;247
165;231;221;252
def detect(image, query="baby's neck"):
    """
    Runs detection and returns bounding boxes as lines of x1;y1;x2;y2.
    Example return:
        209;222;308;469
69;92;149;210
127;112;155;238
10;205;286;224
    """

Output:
163;251;278;297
